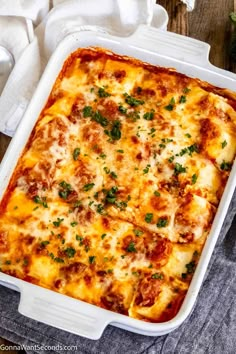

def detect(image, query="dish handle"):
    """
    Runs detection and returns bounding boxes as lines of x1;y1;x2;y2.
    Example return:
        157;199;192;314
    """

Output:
18;283;112;340
127;25;236;80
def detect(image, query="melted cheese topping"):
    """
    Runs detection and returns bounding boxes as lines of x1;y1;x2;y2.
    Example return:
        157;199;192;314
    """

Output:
0;47;236;323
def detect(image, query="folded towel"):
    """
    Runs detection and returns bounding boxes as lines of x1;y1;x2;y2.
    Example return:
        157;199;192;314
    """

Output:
0;0;169;136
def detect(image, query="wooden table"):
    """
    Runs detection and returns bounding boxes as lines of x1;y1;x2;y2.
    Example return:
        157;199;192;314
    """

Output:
0;0;235;352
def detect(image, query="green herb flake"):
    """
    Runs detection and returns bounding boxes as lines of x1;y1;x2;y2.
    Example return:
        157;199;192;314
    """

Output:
126;241;137;253
174;163;187;175
83;183;95;191
134;229;144;237
154;191;161;197
117;149;124;153
156;218;168;228
92;111;109;127
168;156;175;163
151;273;164;279
191;173;198;185
118;105;127;114
83;106;93;117
73;147;80;161
71;221;78;227
101;233;107;240
143;110;155;121
221;140;227;149
185;133;191;138
143;164;151;174
123;93;144;107
54;257;64;263
164;97;175;111
110;171;118;179
65;247;76;258
179;95;187;104
33;195;48;208
220;160;232;171
89;255;96;264
100;153;106;159
183;87;191;94
145;213;153;223
53;217;64;227
104;120;122;141
40;240;50;247
104;167;110;174
5;260;11;265
98;87;111;98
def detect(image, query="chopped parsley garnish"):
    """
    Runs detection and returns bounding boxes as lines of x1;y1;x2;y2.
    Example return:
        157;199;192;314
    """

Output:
54;257;64;263
33;195;48;208
159;143;166;149
164;97;175;111
185;133;191;138
162;138;173;143
83;106;93;117
148;127;156;135
168;156;175;163
101;233;107;240
117;149;124;153
179;95;187;104
126;241;137;253
134;229;143;237
183;87;191;94
96;203;105;214
110;171;118;179
143;164;150;174
71;221;78;227
76;235;84;246
83;183;95;191
99;153;106;159
5;260;11;265
104;120;122;141
118;105;127;114
154;191;161;197
89;255;96;264
92;111;108;127
191;173;198;184
156;218;168;228
179;144;199;157
58;181;72;199
98;87;111;98
221;140;227;149
220;160;232;171
73;147;80;161
104;167;110;174
107;269;113;273
151;273;164;279
65;247;76;258
174;163;187;175
145;213;153;223
104;186;118;204
53;217;64;227
123;93;144;107
143;110;155;121
181;260;197;279
40;240;50;247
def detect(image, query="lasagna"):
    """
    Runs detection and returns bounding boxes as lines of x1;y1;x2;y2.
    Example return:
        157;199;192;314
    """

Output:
0;47;236;322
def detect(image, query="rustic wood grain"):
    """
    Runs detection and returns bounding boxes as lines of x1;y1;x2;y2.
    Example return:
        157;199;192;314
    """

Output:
188;0;236;72
158;0;188;35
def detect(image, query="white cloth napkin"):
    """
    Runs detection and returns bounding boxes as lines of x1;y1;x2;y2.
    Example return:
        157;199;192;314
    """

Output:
182;0;195;11
0;0;193;136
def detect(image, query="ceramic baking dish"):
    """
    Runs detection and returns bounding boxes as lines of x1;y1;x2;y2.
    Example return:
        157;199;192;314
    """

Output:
0;26;236;340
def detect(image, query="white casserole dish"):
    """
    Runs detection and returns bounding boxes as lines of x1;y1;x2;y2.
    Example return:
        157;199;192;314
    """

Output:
0;25;236;340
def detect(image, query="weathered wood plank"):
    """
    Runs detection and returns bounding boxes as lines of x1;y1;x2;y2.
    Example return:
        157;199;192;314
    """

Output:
188;0;236;71
158;0;188;35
